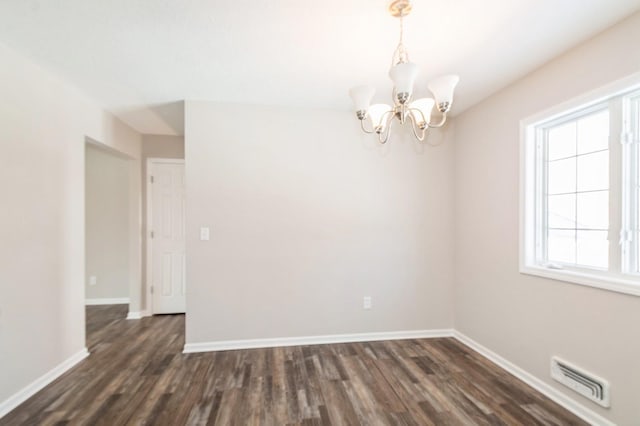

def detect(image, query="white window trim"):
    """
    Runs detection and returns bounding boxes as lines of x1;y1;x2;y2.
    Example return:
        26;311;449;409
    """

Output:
520;72;640;297
622;92;640;274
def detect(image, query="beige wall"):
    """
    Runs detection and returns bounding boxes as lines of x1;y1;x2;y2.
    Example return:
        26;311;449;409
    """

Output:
141;135;184;311
185;101;455;344
0;41;141;409
85;144;130;301
453;13;640;424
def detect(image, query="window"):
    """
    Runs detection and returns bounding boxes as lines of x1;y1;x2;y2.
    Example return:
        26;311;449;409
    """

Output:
521;76;640;296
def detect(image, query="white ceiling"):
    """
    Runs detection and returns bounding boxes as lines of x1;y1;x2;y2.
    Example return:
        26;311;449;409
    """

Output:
0;0;639;135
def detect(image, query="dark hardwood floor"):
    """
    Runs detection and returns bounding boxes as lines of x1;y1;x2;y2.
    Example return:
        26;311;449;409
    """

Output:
1;306;587;425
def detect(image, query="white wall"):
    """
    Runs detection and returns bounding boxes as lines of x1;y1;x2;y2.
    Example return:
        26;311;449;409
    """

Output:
141;135;184;310
453;12;640;425
185;102;455;344
85;144;130;301
0;41;141;410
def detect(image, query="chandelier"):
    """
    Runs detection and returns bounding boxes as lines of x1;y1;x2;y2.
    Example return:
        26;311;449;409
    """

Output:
349;0;459;144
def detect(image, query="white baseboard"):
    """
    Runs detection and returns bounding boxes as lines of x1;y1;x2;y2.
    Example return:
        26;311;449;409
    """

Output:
452;331;613;426
183;329;453;353
126;310;149;320
0;348;89;419
85;298;130;306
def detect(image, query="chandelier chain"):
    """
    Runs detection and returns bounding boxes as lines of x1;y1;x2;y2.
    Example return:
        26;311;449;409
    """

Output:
392;14;409;66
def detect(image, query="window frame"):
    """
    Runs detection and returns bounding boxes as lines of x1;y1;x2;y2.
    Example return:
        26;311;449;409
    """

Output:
623;92;640;275
520;74;640;297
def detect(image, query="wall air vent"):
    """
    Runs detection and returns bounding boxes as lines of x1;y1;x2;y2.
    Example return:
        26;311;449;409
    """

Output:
551;357;610;407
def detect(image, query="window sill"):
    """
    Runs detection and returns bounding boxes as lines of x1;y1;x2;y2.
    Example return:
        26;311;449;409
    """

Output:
520;265;640;297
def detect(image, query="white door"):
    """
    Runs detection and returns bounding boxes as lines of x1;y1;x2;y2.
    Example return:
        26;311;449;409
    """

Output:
150;160;186;314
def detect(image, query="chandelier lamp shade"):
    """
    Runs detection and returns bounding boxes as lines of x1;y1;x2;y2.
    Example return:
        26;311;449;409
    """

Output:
349;0;459;144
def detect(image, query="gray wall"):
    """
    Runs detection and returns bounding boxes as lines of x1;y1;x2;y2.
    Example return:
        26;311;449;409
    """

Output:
0;41;141;409
453;12;640;424
85;144;130;301
185;102;455;344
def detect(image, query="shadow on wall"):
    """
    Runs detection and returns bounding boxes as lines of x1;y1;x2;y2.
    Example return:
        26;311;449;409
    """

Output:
149;101;184;135
114;101;185;136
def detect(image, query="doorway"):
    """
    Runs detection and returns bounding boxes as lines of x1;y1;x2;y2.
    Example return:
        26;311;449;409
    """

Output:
85;144;131;307
85;143;134;343
146;159;186;314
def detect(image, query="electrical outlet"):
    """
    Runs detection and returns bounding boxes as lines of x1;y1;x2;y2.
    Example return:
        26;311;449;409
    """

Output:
363;296;372;310
89;275;97;286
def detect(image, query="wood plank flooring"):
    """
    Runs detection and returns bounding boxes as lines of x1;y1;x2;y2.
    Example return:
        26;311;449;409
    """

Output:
1;306;587;425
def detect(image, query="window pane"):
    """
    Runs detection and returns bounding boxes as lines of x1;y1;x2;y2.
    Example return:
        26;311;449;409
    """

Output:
577;150;608;192
577;110;609;155
548;122;576;160
576;230;608;268
576;191;608;230
548;194;576;228
548;157;576;195
548;230;576;264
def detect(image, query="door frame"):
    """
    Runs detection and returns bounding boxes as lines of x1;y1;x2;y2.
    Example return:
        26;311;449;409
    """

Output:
145;157;186;315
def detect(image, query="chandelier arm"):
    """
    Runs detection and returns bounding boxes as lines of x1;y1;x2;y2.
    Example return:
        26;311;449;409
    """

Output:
407;112;427;141
360;118;374;134
422;113;448;147
427;113;448;128
378;111;395;144
407;107;426;125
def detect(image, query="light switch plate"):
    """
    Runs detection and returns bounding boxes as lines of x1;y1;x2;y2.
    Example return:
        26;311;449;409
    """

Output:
200;227;210;241
363;296;372;310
